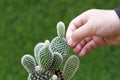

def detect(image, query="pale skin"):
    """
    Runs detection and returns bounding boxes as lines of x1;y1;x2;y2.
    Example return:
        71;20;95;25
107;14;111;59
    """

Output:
66;9;120;57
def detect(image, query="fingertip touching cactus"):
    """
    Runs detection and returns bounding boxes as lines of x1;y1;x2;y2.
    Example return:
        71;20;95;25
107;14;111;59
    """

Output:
21;21;80;80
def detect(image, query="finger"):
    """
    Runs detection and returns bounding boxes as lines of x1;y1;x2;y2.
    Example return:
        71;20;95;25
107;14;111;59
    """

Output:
85;37;92;42
78;40;98;57
73;43;81;54
80;37;92;47
66;23;77;40
70;21;94;47
66;13;87;43
73;37;92;54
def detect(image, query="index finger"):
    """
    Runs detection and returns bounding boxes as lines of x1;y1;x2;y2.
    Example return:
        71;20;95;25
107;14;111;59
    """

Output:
66;12;87;40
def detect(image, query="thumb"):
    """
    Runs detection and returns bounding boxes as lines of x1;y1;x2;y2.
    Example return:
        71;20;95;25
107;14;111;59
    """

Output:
68;22;94;47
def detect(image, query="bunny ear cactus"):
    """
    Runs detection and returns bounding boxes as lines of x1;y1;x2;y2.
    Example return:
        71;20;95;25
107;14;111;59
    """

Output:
49;52;63;71
34;42;44;64
63;55;80;80
56;22;65;37
50;21;69;59
21;54;36;73
21;40;53;80
51;75;58;80
21;21;80;80
39;40;53;70
28;69;52;80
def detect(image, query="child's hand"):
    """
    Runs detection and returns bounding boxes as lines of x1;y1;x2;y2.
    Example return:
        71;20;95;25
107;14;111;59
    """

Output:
66;9;120;57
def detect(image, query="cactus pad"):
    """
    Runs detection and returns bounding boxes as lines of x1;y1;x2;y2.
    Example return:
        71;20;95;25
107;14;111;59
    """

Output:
50;21;69;59
63;55;80;80
34;43;44;64
21;54;36;73
49;52;63;71
50;37;69;59
39;40;53;70
57;21;65;37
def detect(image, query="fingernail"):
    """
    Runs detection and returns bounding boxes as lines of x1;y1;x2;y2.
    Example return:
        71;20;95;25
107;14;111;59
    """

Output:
79;49;86;57
73;45;81;54
68;38;73;46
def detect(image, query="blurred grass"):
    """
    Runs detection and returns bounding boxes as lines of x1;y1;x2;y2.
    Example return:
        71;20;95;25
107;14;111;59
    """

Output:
0;0;120;80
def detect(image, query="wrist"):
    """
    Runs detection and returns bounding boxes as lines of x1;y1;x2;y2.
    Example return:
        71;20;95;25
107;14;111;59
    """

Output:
114;7;120;19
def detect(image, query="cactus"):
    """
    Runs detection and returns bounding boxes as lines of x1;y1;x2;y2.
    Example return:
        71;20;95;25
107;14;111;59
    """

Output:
21;54;36;73
51;75;58;80
54;69;64;80
21;21;80;80
63;55;80;80
50;21;69;59
34;42;44;64
39;40;53;70
57;22;65;37
49;52;63;71
28;69;52;80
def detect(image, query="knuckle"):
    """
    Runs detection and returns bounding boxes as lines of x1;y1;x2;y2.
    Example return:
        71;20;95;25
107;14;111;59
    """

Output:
86;9;97;14
88;9;97;12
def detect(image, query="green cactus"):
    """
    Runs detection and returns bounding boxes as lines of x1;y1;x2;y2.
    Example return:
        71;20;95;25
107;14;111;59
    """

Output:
54;69;64;80
51;75;58;80
21;54;36;73
63;55;80;80
57;22;65;37
34;42;44;64
28;69;52;80
21;21;80;80
49;52;63;71
50;21;69;59
39;40;53;70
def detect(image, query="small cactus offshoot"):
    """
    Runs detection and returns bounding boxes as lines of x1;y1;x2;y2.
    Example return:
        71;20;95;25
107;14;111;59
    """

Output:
21;21;80;80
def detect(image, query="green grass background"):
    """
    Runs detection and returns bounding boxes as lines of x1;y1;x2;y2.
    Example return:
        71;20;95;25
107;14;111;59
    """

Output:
0;0;120;80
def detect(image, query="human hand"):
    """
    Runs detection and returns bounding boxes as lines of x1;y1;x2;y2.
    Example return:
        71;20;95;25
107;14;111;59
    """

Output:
66;9;120;57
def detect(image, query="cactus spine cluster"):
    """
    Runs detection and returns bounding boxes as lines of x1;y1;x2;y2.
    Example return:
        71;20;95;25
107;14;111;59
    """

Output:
21;21;80;80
